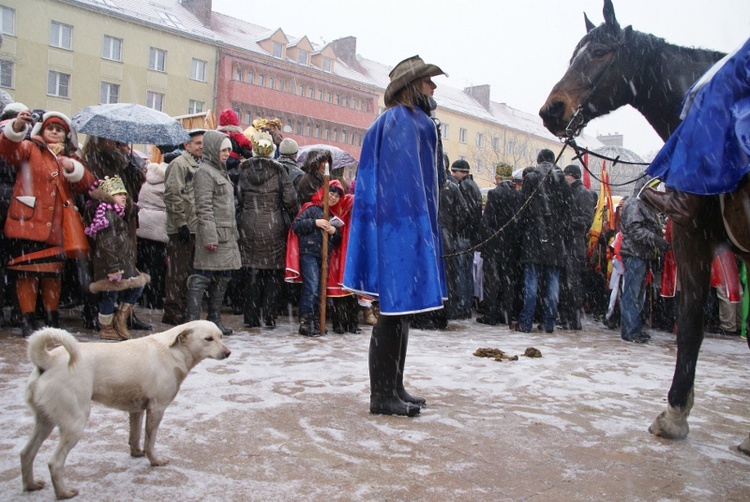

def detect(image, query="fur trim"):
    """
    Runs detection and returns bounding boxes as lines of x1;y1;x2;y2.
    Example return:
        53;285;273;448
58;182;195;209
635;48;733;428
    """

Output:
63;159;85;183
3;119;28;142
89;272;151;294
30;111;78;147
88;187;118;204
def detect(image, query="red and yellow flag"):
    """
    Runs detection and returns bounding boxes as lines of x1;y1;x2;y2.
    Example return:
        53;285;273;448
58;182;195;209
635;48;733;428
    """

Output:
587;161;615;258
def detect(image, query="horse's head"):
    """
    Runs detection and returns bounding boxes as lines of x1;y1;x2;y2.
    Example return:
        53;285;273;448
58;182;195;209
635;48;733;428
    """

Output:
540;0;636;137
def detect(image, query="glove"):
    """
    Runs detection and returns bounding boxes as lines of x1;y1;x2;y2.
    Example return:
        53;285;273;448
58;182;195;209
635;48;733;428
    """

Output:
178;225;190;243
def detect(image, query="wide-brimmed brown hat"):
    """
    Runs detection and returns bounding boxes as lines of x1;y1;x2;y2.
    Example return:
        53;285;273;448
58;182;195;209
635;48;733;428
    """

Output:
384;55;447;106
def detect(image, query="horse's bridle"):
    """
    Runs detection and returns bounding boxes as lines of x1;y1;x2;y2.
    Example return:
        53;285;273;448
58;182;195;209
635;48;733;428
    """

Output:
564;40;622;139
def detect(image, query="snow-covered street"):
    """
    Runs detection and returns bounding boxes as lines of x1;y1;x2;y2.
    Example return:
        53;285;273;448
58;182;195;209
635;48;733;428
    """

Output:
1;308;748;501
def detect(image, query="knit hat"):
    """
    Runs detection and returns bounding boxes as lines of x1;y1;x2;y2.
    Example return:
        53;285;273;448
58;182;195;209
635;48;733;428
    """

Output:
537;149;555;164
279;138;299;156
98;176;128;197
252;131;276;158
564;165;582;179
219;109;239;127
384;55;447;107
451;159;471;173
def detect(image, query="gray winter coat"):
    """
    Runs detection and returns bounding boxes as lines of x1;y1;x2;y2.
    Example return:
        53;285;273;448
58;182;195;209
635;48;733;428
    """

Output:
192;131;241;271
619;197;668;260
164;150;199;234
236;156;296;269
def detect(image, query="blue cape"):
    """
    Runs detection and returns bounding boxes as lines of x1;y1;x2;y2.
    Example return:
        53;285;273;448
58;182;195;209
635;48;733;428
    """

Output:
647;36;750;195
343;105;447;314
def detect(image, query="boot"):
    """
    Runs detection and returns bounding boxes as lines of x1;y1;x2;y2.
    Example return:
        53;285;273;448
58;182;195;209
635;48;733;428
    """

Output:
98;313;120;341
313;314;327;336
368;317;421;417
43;310;60;328
638;181;700;228
113;303;133;340
185;274;211;322
128;312;152;331
82;295;99;330
396;320;426;407
571;309;582;330
298;313;320;337
20;313;37;337
206;276;232;336
362;306;378;326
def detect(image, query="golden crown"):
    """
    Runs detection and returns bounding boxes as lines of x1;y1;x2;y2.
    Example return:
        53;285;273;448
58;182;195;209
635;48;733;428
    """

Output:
252;117;282;131
98;176;127;197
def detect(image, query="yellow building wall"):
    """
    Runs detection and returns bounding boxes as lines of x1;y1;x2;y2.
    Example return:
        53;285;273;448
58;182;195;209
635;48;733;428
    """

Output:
2;0;216;118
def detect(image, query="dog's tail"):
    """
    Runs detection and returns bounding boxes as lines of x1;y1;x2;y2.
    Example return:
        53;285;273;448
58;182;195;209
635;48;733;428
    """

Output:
27;328;80;371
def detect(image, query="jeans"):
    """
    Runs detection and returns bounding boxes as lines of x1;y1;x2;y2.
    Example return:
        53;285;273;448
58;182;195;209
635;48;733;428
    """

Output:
299;254;321;317
99;286;144;315
620;256;648;340
519;263;560;332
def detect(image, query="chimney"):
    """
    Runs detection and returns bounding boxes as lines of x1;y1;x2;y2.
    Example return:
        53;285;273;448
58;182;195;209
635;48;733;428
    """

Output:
180;0;212;26
465;84;491;111
330;36;358;67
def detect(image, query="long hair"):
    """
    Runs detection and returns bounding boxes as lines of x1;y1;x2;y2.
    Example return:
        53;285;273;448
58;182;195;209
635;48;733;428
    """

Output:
386;81;423;110
302;149;333;174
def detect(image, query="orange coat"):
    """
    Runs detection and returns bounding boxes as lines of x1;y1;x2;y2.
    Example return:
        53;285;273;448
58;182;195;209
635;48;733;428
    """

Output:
0;126;94;246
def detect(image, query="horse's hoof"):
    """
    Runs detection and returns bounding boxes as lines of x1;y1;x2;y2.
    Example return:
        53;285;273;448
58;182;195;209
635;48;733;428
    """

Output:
737;434;750;456
649;407;689;439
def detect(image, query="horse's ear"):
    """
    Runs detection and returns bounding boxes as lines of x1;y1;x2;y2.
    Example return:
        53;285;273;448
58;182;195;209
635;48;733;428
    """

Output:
603;0;620;32
584;12;596;32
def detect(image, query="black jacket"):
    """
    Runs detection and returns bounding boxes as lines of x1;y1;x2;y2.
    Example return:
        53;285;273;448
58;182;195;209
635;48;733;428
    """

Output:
519;162;572;267
457;175;482;243
480;180;522;257
565;179;598;258
292;204;341;257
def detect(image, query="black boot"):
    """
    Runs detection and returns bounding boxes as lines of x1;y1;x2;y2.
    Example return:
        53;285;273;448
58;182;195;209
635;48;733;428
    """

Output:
396;320;426;407
369;316;421;417
82;296;99;330
571;309;582;330
21;313;37;337
206;276;232;336
298;313;320;337
43;310;60;328
128;312;153;331
638;182;700;228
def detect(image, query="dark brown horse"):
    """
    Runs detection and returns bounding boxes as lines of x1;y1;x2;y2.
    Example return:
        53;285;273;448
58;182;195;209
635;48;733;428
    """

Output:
539;0;749;455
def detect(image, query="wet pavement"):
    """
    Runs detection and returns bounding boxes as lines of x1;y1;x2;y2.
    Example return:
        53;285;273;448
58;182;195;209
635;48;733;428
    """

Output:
0;307;748;501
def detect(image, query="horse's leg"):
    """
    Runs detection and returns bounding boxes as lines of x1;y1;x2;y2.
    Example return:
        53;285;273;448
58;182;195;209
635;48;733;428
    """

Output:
649;225;712;439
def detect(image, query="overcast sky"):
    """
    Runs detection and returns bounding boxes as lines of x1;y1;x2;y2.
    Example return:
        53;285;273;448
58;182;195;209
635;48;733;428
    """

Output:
213;0;750;158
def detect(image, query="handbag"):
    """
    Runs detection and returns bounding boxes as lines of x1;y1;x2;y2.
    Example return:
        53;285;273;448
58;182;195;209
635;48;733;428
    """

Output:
61;200;90;259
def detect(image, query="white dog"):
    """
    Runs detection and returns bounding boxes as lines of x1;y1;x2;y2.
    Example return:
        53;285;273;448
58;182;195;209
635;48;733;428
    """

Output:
20;320;231;499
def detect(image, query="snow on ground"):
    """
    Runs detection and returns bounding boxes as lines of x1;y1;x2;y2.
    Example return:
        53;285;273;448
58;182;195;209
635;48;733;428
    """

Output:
0;310;748;501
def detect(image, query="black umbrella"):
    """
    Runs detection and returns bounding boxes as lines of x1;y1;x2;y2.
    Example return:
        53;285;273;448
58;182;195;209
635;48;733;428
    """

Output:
72;103;189;144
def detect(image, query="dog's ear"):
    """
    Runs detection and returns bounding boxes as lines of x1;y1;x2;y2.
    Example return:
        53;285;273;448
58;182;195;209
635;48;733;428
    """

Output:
170;328;193;347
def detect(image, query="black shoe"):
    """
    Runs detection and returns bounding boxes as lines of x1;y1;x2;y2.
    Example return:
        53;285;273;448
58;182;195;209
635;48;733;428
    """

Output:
21;313;37;337
264;318;276;328
511;322;530;333
622;334;649;343
128;313;153;331
476;316;498;326
370;395;421;417
44;311;60;328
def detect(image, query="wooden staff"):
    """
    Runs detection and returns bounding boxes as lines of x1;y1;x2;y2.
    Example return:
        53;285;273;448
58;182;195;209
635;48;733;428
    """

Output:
319;162;331;334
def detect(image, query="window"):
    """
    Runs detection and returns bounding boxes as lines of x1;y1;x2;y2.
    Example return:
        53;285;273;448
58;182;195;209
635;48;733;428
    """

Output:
492;136;500;151
333;129;338;142
0;59;13;88
279;79;285;92
234;66;243;81
318;89;323;100
257;74;264;87
298;49;308;65
190;58;207;82
341;130;347;144
298;84;304;96
475;133;484;148
308;87;314;99
1;6;16;36
102;35;122;62
314;124;320;138
335;94;341;105
49;21;73;50
327;92;332;103
268;77;275;89
322;57;332;72
246;70;253;84
158;11;184;29
324;128;330;140
459;128;467;144
149;48;166;72
272;41;283;58
243;111;251;124
146;91;164;111
305;123;312;136
47;71;70;98
188;99;205;114
295;121;302;135
99;81;119;104
474;158;483;174
441;122;450;140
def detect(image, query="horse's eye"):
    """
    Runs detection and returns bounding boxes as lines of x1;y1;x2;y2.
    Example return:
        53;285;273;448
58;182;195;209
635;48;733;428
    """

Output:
591;48;609;58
